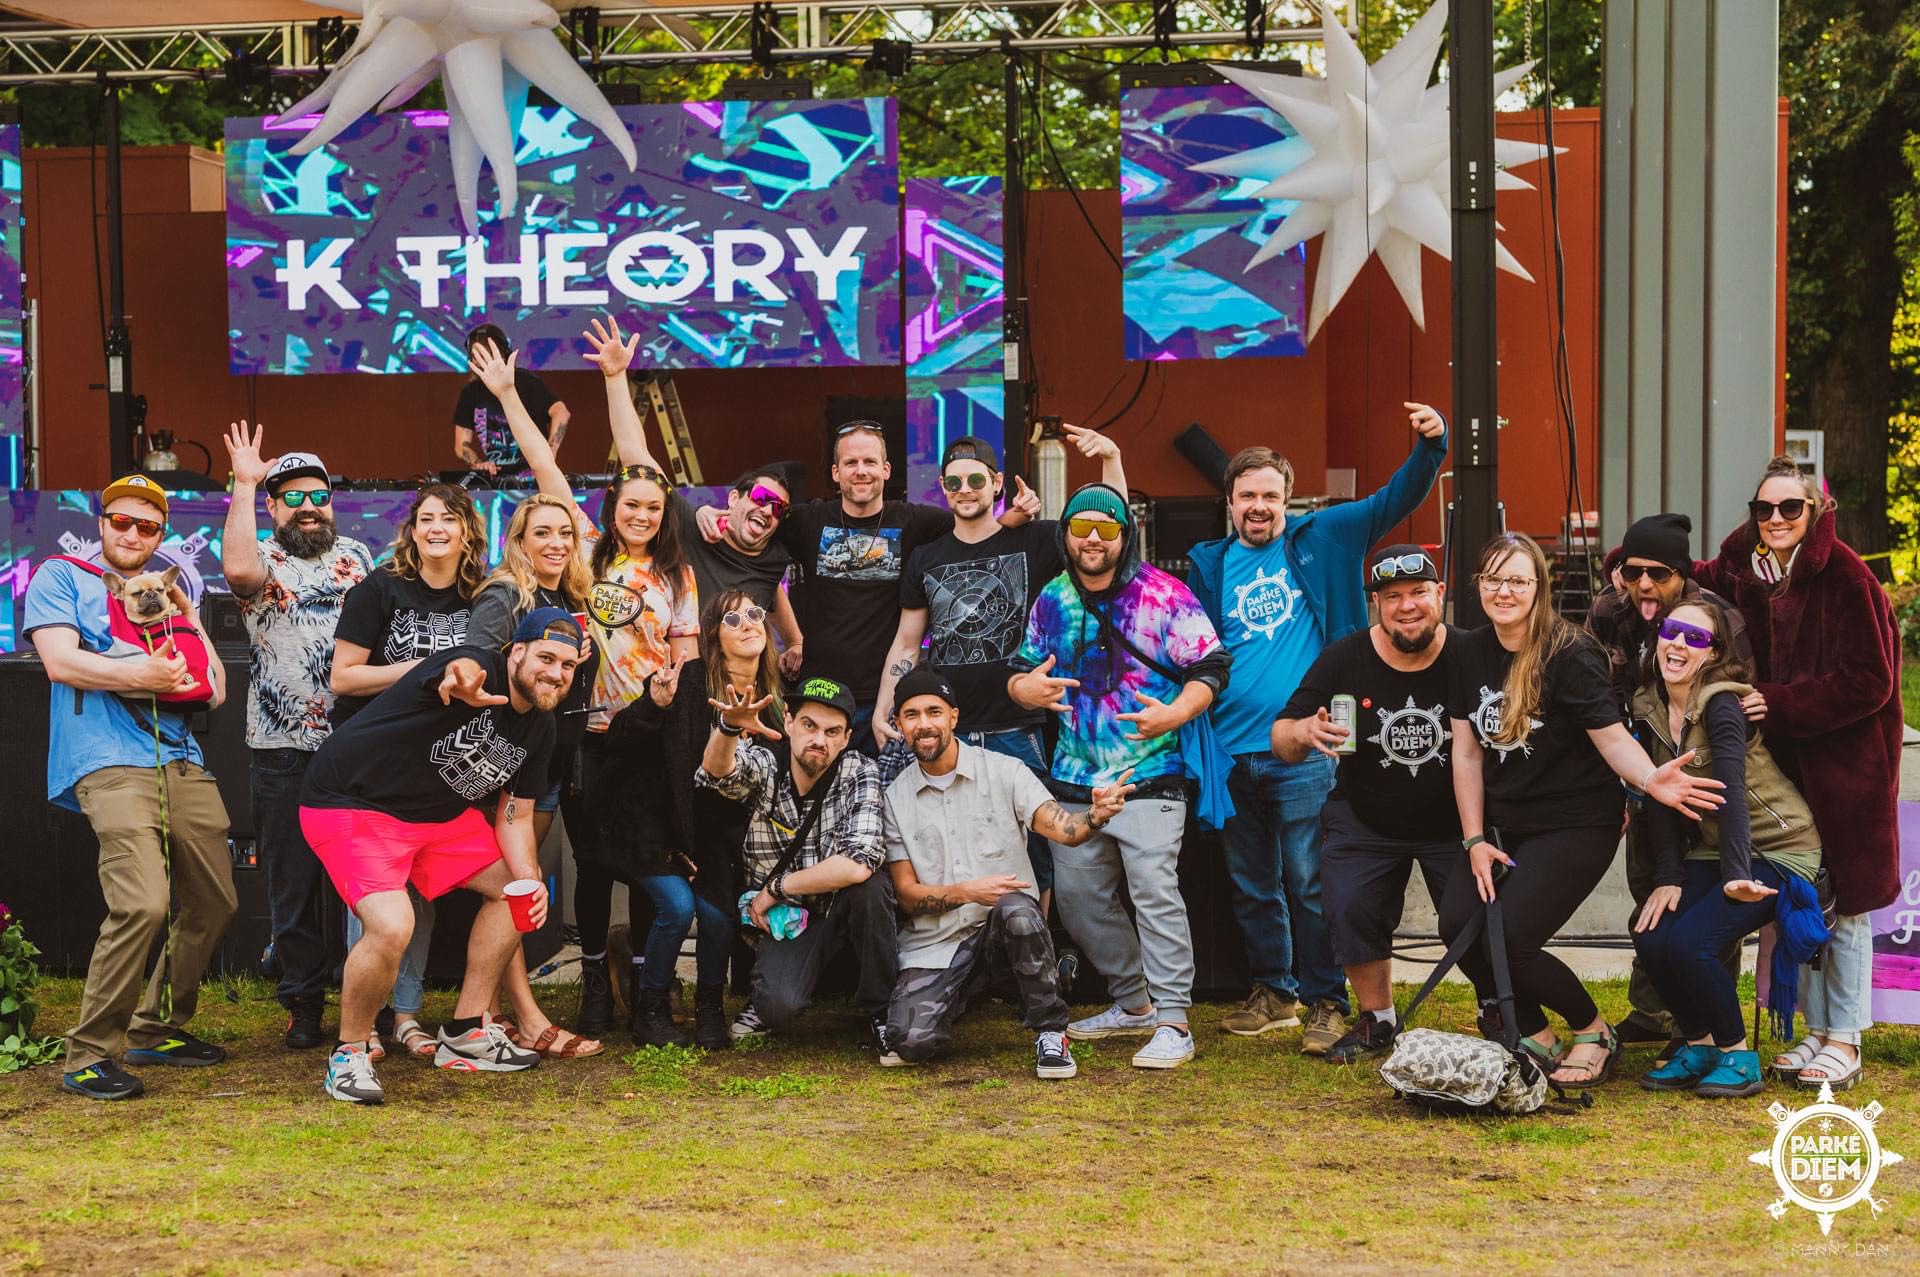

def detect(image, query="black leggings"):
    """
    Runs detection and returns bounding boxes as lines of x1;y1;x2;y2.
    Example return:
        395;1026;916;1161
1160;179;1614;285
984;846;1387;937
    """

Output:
560;773;655;956
1435;824;1618;1038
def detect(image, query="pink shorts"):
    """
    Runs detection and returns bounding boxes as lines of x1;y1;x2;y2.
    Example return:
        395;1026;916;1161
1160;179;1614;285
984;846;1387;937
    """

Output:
298;806;504;909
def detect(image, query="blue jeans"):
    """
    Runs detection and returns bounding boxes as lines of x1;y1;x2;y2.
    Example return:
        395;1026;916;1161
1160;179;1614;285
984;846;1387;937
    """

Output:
344;891;433;1017
1632;858;1785;1046
250;748;335;1005
1220;752;1346;1010
636;875;732;990
960;724;1055;895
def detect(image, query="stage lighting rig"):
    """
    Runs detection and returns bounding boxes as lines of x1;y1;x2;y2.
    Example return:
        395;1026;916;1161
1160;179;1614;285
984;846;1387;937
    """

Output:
720;76;813;101
221;42;273;97
865;39;912;79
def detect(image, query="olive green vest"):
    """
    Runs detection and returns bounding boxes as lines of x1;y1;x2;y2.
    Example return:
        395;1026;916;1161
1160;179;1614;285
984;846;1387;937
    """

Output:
1629;678;1822;869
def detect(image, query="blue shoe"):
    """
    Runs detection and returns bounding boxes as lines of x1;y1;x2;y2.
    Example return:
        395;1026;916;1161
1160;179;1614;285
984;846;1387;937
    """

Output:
1640;1044;1721;1091
61;1060;144;1100
1694;1049;1766;1098
125;1032;226;1068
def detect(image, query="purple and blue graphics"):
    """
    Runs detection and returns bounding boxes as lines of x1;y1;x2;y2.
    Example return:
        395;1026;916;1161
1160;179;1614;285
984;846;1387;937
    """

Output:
903;176;1004;506
227;99;900;374
0;123;23;442
1120;84;1307;361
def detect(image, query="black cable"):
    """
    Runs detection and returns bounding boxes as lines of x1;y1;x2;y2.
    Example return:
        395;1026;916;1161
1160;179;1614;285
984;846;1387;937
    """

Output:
1090;364;1151;432
1019;57;1123;273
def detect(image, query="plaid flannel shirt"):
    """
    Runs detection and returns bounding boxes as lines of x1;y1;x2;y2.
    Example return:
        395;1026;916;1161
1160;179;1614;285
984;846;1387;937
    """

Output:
697;740;885;902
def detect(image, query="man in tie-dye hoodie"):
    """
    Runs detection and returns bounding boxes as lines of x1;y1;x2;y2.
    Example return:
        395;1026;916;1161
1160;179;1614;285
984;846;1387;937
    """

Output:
1007;483;1231;1070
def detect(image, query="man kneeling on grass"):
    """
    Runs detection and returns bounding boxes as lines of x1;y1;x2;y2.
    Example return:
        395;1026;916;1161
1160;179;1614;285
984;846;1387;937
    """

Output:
298;609;595;1105
878;669;1133;1079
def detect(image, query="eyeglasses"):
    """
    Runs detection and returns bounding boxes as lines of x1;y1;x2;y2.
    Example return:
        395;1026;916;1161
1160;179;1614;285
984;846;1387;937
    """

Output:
105;512;164;538
1619;563;1676;585
941;472;992;493
276;489;332;508
1657;617;1716;649
1066;516;1123;542
611;463;670;489
722;605;767;630
744;484;789;520
1369;552;1433;583
1474;573;1537;594
1749;498;1809;522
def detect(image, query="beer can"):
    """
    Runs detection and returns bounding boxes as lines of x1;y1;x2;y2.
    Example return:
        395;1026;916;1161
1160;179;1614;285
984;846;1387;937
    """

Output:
1328;694;1358;754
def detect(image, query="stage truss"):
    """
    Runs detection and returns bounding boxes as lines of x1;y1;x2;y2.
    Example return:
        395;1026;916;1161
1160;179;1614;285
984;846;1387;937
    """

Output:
0;1;1333;84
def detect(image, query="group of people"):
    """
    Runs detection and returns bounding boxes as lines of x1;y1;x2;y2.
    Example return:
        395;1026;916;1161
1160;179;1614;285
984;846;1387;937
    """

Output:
26;317;1902;1109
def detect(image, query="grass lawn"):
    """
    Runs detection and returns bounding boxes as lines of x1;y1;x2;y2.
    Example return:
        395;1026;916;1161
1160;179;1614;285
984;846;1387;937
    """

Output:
5;975;1919;1274
1903;658;1919;730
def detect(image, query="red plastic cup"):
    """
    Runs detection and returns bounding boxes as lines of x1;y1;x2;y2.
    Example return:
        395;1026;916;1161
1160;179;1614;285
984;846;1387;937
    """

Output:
571;611;590;635
504;878;541;933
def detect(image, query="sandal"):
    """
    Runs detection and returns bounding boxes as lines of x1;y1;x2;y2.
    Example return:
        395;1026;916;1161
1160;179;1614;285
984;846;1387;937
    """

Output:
517;1025;604;1060
1550;1023;1620;1088
366;1029;385;1063
1516;1035;1561;1069
395;1019;436;1059
485;1014;519;1041
1796;1043;1861;1092
1772;1036;1822;1079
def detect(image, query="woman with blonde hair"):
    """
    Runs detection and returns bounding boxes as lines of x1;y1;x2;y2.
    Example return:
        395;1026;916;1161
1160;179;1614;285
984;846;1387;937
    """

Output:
1441;533;1723;1087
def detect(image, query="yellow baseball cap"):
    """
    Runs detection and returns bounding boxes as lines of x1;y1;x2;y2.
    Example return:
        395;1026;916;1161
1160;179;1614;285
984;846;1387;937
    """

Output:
100;473;170;517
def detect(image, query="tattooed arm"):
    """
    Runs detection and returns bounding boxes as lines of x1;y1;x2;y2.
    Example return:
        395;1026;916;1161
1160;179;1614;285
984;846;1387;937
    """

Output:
888;859;1028;914
870;605;929;749
1027;770;1135;846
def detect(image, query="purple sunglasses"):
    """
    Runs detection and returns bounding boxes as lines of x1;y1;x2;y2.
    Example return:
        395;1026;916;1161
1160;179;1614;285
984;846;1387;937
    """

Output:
1657;617;1715;650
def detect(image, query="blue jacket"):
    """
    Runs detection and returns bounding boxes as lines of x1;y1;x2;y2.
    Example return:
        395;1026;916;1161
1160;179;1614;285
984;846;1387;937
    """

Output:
1187;429;1448;647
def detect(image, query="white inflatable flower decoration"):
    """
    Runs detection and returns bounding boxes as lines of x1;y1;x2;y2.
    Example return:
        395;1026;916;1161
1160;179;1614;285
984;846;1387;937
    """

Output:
274;0;637;234
1193;0;1558;342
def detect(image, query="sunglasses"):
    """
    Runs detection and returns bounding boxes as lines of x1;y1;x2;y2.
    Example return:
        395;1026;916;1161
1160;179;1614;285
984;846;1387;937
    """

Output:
611;463;670;489
744;484;789;519
276;489;332;508
105;512;164;538
1657;617;1716;649
1619;563;1676;585
835;420;886;437
1749;498;1809;522
941;472;992;493
1066;516;1123;542
1369;552;1433;583
722;605;767;630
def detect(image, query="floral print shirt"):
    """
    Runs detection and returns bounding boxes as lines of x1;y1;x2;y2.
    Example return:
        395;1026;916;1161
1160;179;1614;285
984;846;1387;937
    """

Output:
238;535;373;750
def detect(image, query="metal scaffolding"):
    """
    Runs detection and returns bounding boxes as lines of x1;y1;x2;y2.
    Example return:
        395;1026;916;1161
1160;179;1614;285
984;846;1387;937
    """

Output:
0;1;1327;84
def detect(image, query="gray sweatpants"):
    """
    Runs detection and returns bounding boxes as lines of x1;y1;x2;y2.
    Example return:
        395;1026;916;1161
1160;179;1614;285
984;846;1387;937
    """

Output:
1049;797;1192;1026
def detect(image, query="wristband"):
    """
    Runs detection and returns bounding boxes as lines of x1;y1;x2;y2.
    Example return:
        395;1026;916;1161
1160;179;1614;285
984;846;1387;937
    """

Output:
1462;834;1488;853
769;871;789;902
717;717;745;737
1638;765;1657;793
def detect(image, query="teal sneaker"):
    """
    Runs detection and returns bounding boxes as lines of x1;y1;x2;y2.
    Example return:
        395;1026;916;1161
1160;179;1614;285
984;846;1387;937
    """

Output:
1640;1043;1722;1092
1694;1049;1766;1098
61;1060;145;1100
125;1032;226;1068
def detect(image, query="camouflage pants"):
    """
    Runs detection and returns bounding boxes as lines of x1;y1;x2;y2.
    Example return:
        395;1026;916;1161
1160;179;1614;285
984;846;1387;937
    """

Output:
886;892;1069;1063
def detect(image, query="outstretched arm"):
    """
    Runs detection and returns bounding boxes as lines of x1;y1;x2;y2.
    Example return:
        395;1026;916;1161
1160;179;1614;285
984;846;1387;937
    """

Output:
584;317;660;471
871;606;929;748
470;340;573;510
220;420;272;599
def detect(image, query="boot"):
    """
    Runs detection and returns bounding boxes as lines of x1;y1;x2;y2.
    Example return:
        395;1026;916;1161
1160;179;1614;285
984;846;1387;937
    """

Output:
693;982;730;1050
576;956;614;1037
283;994;326;1051
635;988;691;1048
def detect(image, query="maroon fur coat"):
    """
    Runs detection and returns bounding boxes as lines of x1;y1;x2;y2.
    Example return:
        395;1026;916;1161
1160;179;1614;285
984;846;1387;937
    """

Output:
1695;511;1903;915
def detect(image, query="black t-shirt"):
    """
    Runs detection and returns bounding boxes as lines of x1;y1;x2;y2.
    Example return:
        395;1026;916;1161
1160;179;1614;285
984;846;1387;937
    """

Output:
331;569;473;725
1444;625;1624;833
780;498;955;702
674;492;791;614
468;580;597;770
1280;625;1465;842
452;370;559;472
302;646;555;823
901;521;1063;732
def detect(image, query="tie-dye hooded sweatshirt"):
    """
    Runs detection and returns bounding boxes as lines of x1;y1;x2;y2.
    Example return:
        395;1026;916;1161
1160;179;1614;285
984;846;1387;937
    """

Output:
1012;486;1230;792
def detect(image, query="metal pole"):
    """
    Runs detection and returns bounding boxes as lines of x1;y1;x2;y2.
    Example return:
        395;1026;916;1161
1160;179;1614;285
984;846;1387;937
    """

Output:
25;297;39;487
1000;34;1028;485
102;80;136;478
1447;0;1500;627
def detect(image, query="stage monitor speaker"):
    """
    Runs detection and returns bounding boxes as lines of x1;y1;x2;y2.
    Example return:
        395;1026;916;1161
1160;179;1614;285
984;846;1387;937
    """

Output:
1151;497;1229;575
823;396;907;502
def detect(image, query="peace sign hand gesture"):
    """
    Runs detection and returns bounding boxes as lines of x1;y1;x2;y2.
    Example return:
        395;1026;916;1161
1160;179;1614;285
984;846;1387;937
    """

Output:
708;682;782;740
649;655;684;708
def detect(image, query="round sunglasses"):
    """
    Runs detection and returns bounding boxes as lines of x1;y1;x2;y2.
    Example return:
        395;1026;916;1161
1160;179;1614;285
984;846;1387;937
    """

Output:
722;605;767;630
941;472;992;493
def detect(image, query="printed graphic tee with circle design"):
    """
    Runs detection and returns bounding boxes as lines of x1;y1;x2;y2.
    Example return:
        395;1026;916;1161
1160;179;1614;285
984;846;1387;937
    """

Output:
1210;537;1324;755
302;646;556;824
1280;625;1465;841
586;553;699;732
329;568;472;725
1443;625;1624;834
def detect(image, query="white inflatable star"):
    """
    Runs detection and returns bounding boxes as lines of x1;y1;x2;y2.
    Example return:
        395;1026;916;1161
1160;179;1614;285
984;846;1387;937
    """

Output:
273;0;638;234
1192;0;1558;342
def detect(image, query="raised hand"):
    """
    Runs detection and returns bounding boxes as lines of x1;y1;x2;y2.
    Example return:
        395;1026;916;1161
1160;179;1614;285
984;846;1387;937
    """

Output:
1009;654;1079;714
1301;706;1350;758
223;420;272;488
467;339;518;398
709;682;782;739
1088;767;1135;826
1404;401;1445;439
438;657;507;708
1062;422;1116;460
648;655;683;708
1117;689;1181;741
584;316;639;379
1007;475;1043;519
1646;750;1726;820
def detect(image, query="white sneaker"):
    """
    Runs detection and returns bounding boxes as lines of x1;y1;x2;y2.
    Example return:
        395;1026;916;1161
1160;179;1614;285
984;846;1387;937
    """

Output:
729;1004;765;1040
434;1022;538;1073
323;1043;384;1104
1131;1024;1196;1070
1066;1002;1157;1040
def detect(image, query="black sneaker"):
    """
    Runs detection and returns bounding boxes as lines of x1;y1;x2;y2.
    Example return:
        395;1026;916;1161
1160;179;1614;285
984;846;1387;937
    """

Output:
1036;1030;1077;1080
62;1060;145;1100
869;1014;894;1062
284;995;326;1051
1325;1012;1399;1064
125;1032;226;1067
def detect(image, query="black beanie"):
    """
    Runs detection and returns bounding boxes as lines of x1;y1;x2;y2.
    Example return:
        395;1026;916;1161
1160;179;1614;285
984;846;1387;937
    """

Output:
1621;513;1693;574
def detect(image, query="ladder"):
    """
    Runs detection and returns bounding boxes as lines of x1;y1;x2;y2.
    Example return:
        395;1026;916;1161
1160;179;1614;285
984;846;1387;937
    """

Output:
606;371;703;486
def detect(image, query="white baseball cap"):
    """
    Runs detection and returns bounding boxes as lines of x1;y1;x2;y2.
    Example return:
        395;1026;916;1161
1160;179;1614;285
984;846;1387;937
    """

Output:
265;452;330;493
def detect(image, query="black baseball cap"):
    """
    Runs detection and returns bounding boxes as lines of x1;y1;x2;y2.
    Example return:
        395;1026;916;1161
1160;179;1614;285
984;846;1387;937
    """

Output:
791;675;856;722
941;436;1000;472
1365;544;1440;591
894;667;957;711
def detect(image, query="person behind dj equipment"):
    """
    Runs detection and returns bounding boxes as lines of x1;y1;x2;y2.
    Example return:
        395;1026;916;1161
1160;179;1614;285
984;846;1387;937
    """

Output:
452;323;569;477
